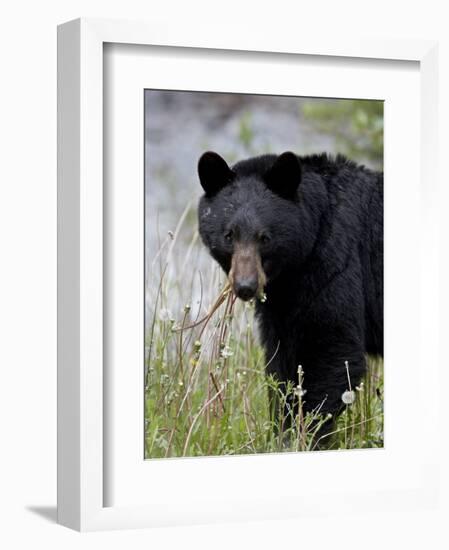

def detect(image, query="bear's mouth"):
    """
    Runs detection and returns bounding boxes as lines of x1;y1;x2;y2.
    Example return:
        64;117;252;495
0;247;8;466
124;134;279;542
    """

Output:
229;243;267;302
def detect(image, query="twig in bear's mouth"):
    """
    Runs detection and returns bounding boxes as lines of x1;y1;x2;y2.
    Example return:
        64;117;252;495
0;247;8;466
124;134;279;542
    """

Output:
173;258;266;335
172;282;235;334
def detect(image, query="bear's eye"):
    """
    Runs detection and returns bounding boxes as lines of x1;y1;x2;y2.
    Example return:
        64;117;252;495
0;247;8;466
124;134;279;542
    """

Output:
224;230;233;243
259;233;271;245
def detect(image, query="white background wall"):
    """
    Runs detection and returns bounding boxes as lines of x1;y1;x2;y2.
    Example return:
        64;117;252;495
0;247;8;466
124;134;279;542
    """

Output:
0;1;448;548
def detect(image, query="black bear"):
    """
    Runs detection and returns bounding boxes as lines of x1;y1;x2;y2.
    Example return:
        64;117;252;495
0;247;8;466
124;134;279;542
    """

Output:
197;151;383;440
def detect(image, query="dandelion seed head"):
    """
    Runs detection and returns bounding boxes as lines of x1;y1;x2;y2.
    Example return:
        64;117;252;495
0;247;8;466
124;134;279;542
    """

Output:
342;390;356;405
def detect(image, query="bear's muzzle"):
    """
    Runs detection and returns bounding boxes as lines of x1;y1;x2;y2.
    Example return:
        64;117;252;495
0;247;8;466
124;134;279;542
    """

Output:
229;243;267;301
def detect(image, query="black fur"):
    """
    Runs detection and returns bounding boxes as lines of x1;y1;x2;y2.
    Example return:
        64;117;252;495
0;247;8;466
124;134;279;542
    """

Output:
197;151;383;434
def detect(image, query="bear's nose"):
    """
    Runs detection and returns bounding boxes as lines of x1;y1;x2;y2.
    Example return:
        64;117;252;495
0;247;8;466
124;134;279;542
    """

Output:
234;278;258;301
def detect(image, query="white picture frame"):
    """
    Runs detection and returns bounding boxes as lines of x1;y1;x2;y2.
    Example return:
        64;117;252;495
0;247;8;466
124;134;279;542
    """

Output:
57;17;440;531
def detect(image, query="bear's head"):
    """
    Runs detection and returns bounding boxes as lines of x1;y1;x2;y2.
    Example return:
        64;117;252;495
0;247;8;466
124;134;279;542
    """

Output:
197;151;307;302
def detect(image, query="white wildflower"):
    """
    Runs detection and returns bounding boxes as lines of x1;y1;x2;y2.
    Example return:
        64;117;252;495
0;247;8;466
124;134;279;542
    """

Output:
294;385;307;398
220;345;233;359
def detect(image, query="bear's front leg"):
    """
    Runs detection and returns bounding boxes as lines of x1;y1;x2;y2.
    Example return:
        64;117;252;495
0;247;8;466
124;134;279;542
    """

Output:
300;343;367;447
264;344;295;435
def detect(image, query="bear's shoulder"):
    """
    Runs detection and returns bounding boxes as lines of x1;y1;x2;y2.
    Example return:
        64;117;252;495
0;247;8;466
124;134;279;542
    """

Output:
300;152;379;178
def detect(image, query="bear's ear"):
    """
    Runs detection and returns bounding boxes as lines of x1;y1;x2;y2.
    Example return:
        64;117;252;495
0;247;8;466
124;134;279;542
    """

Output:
265;152;302;200
198;152;234;197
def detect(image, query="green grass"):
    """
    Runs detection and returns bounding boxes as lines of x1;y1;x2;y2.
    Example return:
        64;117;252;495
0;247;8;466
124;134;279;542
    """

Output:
302;99;384;169
144;210;384;459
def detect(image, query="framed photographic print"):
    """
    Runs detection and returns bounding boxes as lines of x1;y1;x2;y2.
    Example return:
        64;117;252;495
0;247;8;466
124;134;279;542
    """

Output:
58;18;440;530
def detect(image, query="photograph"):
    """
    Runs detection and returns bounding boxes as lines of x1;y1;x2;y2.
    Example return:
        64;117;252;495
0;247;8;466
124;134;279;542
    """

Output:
144;90;384;458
